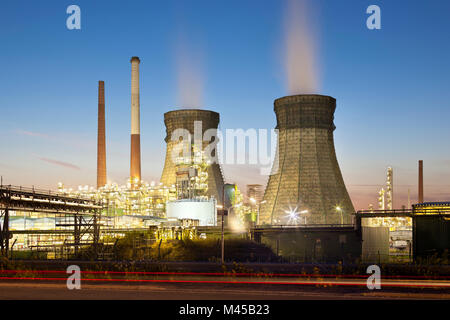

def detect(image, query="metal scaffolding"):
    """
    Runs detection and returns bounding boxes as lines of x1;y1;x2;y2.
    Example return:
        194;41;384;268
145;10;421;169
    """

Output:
0;185;101;259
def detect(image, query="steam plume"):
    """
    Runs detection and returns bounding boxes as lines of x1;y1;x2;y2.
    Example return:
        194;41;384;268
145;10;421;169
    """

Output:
284;0;319;94
176;36;204;108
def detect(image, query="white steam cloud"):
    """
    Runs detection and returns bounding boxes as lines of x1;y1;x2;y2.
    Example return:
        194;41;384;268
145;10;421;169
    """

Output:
176;36;204;109
284;0;320;94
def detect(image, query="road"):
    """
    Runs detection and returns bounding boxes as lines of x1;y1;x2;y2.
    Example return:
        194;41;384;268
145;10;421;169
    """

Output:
0;278;448;300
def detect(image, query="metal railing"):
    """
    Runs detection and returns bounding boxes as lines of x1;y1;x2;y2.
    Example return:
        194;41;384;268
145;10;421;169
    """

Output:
0;184;98;203
356;208;450;216
253;224;355;230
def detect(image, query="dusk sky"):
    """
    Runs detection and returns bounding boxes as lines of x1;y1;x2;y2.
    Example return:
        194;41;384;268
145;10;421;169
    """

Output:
0;0;449;210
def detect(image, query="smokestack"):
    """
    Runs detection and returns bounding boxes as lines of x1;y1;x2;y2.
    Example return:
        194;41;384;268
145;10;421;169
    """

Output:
130;56;141;182
97;80;107;189
418;160;424;203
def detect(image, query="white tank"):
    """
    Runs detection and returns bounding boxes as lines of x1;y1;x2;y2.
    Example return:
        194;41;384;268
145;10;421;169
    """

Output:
166;199;217;226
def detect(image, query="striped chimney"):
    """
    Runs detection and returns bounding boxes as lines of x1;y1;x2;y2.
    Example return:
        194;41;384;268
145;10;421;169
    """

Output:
97;80;107;188
130;56;141;181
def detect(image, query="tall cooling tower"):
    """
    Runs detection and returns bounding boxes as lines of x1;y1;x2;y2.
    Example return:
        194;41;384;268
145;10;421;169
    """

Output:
260;95;354;225
161;109;224;204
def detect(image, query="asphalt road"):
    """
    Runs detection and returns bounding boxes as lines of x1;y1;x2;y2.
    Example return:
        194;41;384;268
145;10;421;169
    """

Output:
0;280;448;300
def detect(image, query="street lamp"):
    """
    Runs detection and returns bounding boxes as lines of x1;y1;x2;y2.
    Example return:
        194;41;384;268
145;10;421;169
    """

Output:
216;202;240;264
336;206;343;225
216;204;226;264
299;209;308;224
256;200;266;226
285;206;300;225
249;197;256;226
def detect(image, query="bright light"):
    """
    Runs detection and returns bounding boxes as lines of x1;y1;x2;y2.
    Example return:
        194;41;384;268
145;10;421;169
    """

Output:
228;216;245;232
336;206;342;212
284;206;300;225
300;210;308;214
249;197;256;204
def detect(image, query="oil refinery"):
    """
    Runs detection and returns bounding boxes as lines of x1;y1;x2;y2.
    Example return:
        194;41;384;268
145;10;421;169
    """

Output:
0;56;448;265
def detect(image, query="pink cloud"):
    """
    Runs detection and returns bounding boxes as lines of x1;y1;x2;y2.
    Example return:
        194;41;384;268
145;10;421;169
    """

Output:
36;156;80;170
15;129;94;150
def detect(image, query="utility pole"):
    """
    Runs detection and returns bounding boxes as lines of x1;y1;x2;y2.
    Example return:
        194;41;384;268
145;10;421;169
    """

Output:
408;189;411;209
221;184;225;264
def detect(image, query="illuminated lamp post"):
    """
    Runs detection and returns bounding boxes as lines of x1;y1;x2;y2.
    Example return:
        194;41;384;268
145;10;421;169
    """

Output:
256;200;267;226
249;197;257;226
217;202;241;264
285;207;300;225
336;206;343;225
216;204;225;264
299;209;308;225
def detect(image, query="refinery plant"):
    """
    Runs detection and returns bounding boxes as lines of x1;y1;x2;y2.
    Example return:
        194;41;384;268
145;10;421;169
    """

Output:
0;56;248;259
0;56;448;264
2;0;450;305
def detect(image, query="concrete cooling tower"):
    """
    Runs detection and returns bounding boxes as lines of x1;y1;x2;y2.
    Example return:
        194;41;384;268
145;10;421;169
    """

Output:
160;109;224;204
259;94;355;225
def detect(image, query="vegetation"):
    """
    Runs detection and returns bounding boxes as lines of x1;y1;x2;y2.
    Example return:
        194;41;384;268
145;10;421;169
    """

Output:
109;233;280;262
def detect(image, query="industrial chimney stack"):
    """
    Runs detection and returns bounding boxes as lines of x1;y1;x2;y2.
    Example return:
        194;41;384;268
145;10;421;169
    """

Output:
130;56;141;182
97;80;107;189
418;160;424;203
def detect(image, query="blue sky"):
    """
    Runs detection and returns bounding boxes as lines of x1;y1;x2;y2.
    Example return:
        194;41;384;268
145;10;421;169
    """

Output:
0;0;449;209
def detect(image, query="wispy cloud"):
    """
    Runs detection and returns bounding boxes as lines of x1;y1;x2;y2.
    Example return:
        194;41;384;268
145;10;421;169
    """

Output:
15;129;94;150
35;155;80;170
15;130;52;139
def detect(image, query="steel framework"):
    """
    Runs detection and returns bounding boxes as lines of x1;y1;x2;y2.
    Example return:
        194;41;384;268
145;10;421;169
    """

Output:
0;185;101;258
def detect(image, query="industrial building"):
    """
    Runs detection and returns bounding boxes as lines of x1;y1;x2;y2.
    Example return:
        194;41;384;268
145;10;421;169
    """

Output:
354;202;450;263
1;56;448;264
412;202;450;260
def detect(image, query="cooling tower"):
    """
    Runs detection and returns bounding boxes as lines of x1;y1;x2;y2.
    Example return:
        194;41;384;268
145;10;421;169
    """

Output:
260;94;354;225
97;80;107;189
161;109;224;203
130;56;141;181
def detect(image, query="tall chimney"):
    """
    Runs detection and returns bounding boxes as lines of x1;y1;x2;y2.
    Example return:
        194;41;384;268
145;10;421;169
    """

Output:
130;56;141;182
97;80;107;189
418;160;424;203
